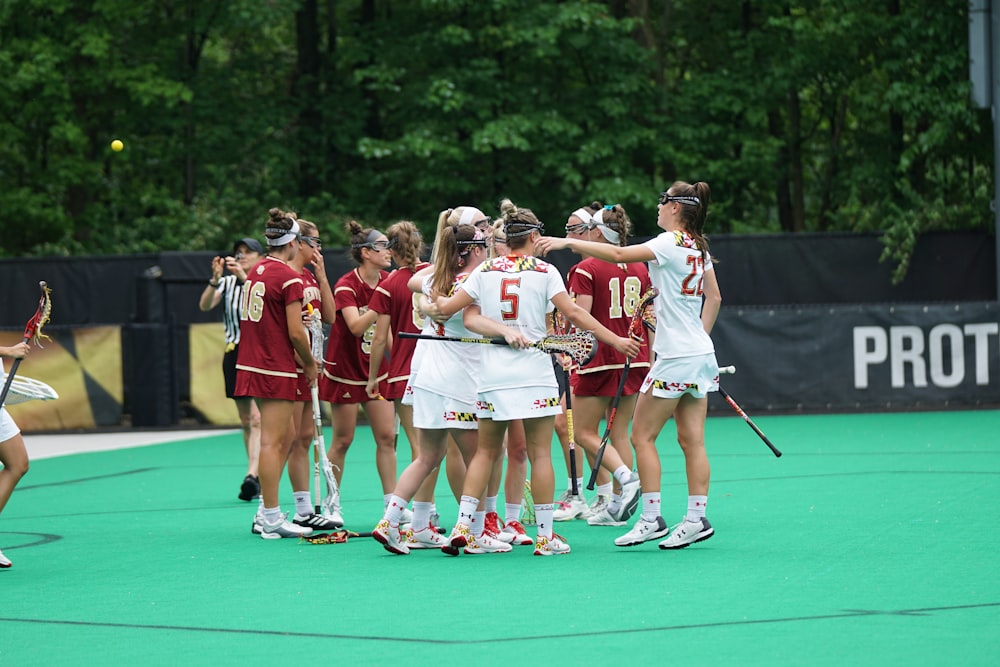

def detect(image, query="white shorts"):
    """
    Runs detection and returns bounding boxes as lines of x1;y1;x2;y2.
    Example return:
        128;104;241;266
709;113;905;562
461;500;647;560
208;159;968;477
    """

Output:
412;387;478;430
0;408;21;442
640;353;719;399
476;386;563;421
400;380;415;407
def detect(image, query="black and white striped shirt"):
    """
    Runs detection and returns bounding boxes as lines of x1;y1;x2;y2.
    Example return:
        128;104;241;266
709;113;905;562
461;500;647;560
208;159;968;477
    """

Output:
215;275;243;345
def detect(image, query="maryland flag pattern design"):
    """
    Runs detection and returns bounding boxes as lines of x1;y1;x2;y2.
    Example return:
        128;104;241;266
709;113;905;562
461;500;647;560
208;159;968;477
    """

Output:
650;379;699;393
672;231;700;249
532;397;561;409
445;411;478;423
482;255;550;274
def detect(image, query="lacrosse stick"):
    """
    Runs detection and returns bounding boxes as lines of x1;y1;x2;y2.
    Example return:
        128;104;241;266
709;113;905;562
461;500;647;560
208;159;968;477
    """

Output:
716;365;782;458
588;286;657;489
3;375;59;406
398;330;598;367
0;281;52;407
306;305;343;521
550;309;579;497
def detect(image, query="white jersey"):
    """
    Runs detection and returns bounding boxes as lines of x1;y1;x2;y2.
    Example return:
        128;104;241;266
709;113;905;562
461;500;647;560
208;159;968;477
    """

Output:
412;273;481;401
459;255;564;392
644;231;716;360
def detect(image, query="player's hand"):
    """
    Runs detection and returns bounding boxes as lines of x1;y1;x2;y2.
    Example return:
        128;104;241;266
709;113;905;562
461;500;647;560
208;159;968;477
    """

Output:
5;342;30;359
612;335;642;359
365;379;382;400
503;331;531;349
533;236;568;257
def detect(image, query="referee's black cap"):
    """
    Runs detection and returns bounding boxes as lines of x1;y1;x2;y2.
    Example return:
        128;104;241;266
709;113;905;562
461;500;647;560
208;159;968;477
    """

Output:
234;237;265;254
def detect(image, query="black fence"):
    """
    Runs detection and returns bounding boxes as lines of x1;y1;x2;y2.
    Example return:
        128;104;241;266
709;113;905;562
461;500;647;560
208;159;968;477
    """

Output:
1;230;996;427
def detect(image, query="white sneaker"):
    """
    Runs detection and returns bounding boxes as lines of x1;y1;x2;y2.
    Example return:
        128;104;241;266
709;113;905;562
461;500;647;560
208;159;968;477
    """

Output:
586;508;626;526
499;519;535;546
327;505;344;527
406;527;447;550
373;518;410;555
614;516;669;547
260;513;313;540
553;494;588;521
582;494;610;520
464;532;513;554
659;517;714;549
293;512;342;531
0;548;11;568
533;533;571;556
615;474;642;522
442;523;473;556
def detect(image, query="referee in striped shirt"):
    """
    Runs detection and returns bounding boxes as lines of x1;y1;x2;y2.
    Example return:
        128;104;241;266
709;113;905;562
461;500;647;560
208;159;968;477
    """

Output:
199;237;265;501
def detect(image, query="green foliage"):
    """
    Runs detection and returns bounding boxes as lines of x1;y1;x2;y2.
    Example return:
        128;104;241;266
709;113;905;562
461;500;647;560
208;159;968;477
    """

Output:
0;0;992;282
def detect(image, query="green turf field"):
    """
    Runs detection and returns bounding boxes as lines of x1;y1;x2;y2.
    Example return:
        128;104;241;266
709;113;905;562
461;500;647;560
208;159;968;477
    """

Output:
1;410;998;666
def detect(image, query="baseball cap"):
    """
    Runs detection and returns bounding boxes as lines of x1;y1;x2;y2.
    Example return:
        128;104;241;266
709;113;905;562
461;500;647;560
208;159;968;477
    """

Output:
233;237;264;255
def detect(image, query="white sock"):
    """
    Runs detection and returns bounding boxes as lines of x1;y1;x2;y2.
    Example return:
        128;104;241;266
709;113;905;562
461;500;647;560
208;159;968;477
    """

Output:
472;510;485;536
293;491;312;516
262;506;282;523
505;503;521;524
596;481;613;497
687;495;708;521
457;495;479;526
574;478;584;495
640;492;660;521
385;495;407;525
411;501;432;531
484;495;498;513
608;493;622;515
613;465;631;485
535;503;554;539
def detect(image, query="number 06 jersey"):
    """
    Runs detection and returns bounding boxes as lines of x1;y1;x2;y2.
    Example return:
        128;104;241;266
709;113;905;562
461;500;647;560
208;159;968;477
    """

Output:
459;255;565;393
644;231;716;360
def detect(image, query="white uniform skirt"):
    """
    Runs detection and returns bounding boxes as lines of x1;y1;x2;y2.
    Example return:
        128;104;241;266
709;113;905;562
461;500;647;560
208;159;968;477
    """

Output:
476;386;563;421
640;352;720;399
0;408;20;442
412;387;479;430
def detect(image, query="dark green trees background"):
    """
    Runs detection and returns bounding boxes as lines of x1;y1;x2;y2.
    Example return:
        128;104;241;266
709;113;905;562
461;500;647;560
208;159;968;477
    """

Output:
0;0;991;278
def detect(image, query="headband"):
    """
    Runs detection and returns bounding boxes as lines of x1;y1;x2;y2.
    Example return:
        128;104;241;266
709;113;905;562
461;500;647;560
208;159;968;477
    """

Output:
592;208;620;244
570;208;594;229
265;220;301;247
457;207;481;226
350;229;383;249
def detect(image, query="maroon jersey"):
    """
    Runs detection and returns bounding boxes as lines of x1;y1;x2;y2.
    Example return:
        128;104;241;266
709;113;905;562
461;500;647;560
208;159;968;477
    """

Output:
319;268;389;400
567;257;652;376
235;256;305;400
368;263;429;391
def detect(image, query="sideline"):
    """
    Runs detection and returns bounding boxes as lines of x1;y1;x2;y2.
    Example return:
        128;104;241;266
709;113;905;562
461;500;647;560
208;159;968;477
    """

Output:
22;429;236;460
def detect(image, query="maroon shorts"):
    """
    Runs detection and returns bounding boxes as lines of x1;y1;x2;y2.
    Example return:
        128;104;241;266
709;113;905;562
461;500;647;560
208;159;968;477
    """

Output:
571;364;648;398
319;375;388;405
383;377;408;401
235;369;298;401
294;372;313;402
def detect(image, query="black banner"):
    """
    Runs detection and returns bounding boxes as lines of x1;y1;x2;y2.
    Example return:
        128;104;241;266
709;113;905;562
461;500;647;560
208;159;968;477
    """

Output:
711;302;1000;412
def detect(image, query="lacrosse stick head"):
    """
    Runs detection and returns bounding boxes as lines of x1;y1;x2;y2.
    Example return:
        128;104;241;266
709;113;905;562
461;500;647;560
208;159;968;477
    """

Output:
24;281;52;346
537;331;598;366
4;375;59;405
629;286;658;339
306;304;324;362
